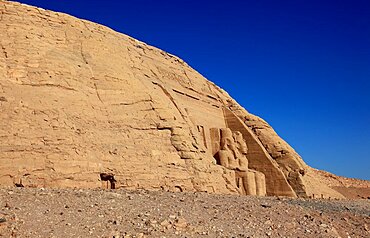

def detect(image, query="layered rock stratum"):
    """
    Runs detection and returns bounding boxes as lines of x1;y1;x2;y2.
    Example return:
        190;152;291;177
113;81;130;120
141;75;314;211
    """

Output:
0;0;368;199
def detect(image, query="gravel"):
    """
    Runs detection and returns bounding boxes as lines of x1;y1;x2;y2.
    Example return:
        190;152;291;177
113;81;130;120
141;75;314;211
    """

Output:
0;188;369;237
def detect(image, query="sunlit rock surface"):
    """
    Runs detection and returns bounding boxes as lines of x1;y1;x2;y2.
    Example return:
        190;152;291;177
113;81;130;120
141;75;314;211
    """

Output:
1;0;361;199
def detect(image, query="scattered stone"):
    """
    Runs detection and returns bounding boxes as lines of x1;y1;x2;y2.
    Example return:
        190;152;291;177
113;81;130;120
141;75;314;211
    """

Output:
136;232;145;238
174;218;188;230
160;220;170;227
319;223;329;228
0;191;356;238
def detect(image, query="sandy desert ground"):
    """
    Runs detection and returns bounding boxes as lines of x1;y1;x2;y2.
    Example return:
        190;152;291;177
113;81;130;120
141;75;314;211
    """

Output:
0;188;369;237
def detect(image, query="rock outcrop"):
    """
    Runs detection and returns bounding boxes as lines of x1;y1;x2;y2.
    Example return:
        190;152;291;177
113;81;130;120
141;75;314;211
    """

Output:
0;0;349;198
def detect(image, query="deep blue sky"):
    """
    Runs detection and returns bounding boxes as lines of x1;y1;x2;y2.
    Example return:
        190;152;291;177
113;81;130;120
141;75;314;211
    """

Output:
14;0;370;180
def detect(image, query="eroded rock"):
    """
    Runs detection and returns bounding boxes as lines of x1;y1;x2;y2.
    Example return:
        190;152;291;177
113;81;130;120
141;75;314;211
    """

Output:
0;0;354;198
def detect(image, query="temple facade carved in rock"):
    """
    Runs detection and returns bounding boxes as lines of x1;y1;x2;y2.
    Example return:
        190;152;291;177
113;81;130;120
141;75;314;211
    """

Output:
0;0;345;199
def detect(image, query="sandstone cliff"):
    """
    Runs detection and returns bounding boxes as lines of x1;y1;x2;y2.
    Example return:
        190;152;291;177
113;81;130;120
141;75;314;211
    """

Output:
0;0;354;198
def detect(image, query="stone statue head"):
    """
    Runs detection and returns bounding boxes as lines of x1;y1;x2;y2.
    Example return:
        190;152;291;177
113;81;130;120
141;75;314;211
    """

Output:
220;128;235;151
233;131;248;155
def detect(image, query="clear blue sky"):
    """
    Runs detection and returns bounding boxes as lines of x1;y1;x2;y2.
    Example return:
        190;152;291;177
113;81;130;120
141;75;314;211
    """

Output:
14;0;370;180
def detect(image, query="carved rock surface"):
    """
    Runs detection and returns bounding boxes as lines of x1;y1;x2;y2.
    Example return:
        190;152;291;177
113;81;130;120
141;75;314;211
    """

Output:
0;0;362;198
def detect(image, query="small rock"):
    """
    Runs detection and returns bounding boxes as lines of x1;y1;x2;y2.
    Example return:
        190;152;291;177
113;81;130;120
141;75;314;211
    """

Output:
319;223;329;228
136;233;145;238
174;218;187;230
160;219;170;227
0;217;7;223
264;220;272;226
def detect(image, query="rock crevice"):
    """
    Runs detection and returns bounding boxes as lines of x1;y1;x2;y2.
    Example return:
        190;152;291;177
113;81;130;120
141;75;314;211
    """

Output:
0;0;347;198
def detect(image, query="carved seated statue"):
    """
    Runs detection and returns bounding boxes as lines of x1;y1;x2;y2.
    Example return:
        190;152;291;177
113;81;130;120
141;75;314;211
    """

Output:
233;131;248;171
218;128;238;170
216;128;266;196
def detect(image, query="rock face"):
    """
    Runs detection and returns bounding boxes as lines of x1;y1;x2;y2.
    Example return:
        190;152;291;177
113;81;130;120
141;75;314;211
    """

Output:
0;0;346;198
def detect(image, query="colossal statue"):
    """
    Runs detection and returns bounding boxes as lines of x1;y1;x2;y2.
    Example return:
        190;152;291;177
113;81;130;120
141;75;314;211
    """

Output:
218;128;238;170
215;128;266;196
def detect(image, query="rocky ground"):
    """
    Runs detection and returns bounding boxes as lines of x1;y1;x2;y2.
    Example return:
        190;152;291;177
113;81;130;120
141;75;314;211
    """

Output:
0;188;369;238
